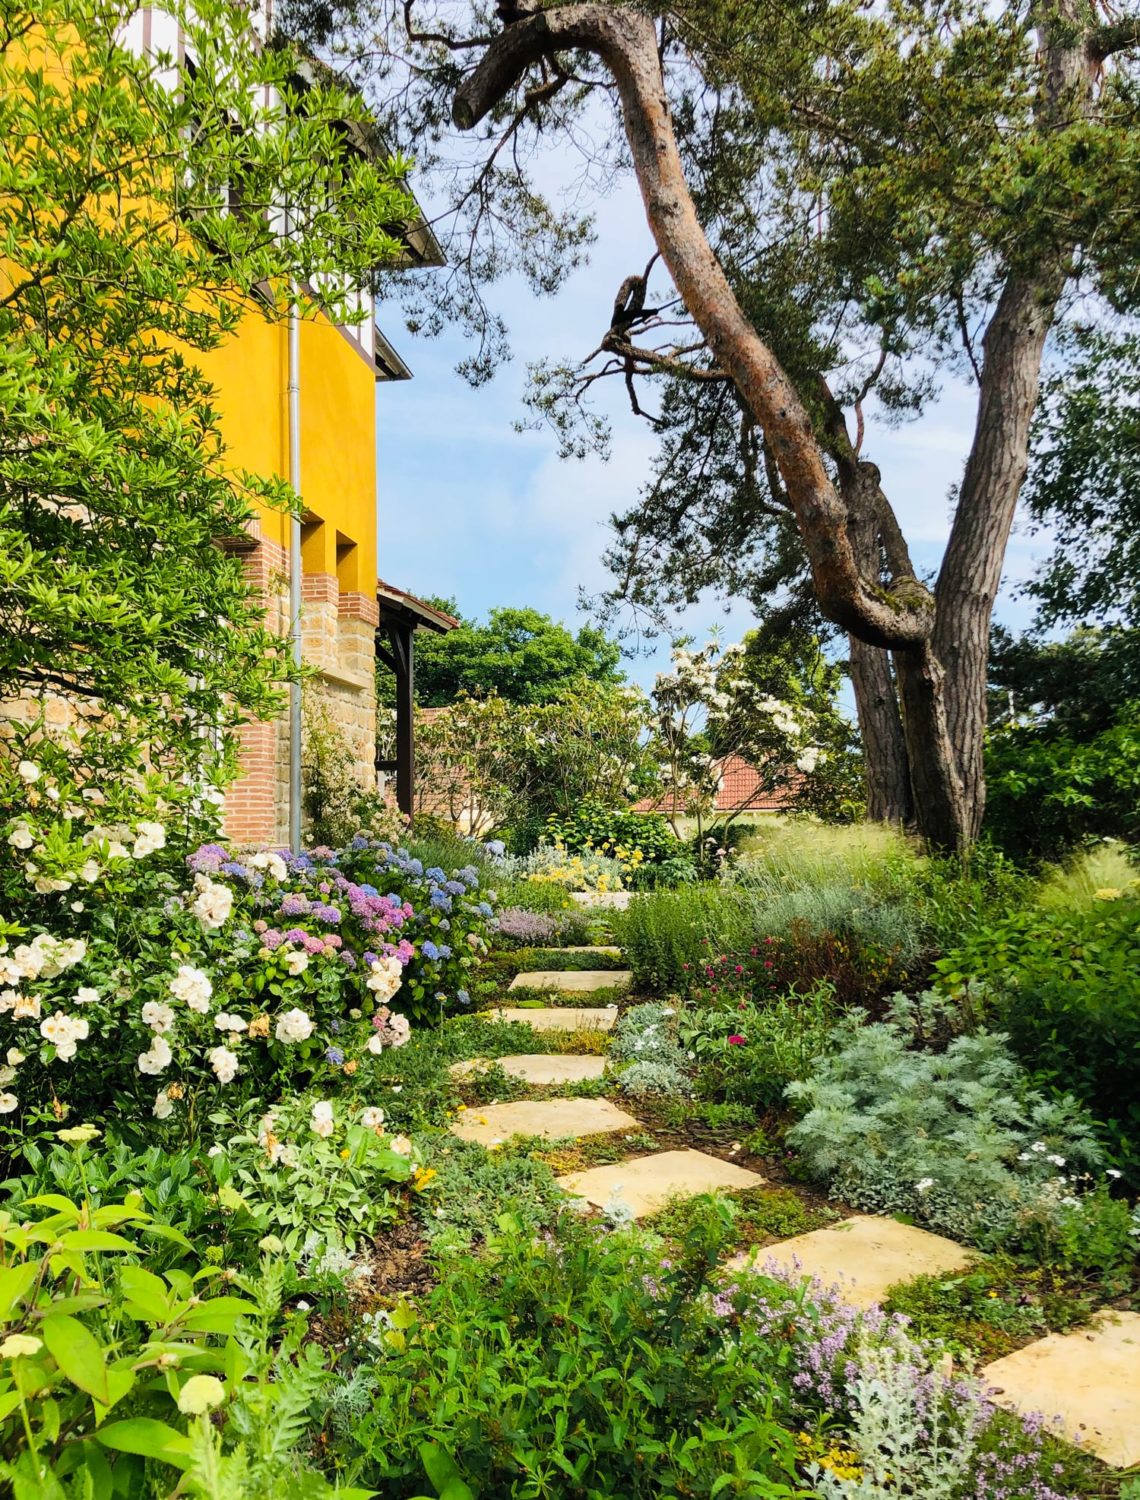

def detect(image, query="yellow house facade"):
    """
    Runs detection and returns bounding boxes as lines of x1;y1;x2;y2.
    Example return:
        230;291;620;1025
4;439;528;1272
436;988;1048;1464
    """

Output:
118;5;442;846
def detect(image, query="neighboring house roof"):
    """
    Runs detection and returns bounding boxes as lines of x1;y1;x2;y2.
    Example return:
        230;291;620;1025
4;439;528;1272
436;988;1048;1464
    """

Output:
632;752;803;815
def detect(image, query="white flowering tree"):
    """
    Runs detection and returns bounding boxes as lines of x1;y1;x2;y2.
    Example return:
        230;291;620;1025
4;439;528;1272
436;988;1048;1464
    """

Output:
649;637;829;845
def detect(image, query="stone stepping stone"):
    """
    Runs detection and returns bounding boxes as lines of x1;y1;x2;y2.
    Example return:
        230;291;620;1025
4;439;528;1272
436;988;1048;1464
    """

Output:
492;1006;618;1032
550;946;624;956
570;891;631;909
449;1097;639;1147
558;1149;764;1218
981;1312;1140;1468
510;969;631;992
450;1054;608;1084
729;1214;975;1309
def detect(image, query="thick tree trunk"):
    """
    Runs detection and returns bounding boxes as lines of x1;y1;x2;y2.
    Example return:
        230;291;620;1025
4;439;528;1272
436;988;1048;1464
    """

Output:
849;638;912;826
931;274;1066;843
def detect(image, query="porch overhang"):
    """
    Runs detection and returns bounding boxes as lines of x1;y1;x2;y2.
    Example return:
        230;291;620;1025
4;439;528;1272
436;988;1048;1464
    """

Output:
375;581;457;819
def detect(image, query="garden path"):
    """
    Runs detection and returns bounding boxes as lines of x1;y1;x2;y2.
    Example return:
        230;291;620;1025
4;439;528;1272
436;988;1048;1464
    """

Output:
456;943;1140;1471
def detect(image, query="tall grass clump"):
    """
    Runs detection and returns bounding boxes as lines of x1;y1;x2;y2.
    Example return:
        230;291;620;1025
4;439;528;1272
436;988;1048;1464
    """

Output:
1033;840;1139;911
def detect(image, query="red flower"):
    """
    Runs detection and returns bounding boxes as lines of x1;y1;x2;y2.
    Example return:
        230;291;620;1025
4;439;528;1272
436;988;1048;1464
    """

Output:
764;960;773;969
728;1034;746;1045
734;965;744;974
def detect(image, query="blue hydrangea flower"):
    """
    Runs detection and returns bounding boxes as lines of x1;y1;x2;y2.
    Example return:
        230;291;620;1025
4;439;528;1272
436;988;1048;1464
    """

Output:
457;989;471;1006
325;1046;345;1066
437;944;452;959
485;840;506;857
421;940;440;961
477;902;493;918
430;890;452;912
444;879;465;896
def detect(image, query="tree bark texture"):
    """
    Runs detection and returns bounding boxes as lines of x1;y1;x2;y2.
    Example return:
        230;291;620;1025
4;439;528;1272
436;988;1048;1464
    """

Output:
453;2;1089;851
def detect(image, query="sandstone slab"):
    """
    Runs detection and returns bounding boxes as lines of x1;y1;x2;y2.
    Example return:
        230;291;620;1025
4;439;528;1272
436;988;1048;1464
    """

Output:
558;1149;764;1218
552;946;623;956
982;1313;1140;1468
730;1214;975;1309
570;891;632;910
450;1096;639;1147
450;1054;607;1084
509;969;631;992
491;1006;617;1032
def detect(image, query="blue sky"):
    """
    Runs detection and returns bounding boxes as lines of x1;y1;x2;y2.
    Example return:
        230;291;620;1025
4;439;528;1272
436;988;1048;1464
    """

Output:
373;173;1047;694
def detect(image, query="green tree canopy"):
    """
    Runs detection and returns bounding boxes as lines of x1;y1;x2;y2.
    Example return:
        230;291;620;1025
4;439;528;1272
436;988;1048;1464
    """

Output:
278;0;1140;850
401;603;625;706
0;0;411;828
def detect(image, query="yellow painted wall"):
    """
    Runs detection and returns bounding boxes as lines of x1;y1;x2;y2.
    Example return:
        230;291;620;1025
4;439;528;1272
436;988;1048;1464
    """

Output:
198;305;377;588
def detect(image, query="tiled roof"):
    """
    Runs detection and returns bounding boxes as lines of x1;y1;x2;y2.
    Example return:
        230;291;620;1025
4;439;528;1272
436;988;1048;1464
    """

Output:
632;753;802;815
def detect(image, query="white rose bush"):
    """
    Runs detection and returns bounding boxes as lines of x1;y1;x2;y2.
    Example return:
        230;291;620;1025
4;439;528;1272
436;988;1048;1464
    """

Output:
0;757;499;1145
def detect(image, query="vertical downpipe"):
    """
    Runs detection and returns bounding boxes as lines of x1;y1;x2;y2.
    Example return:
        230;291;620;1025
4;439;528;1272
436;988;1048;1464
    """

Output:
287;279;303;854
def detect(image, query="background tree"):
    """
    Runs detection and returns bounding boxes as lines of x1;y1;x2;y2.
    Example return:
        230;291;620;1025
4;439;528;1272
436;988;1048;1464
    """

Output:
278;0;1140;850
0;0;411;827
379;600;624;706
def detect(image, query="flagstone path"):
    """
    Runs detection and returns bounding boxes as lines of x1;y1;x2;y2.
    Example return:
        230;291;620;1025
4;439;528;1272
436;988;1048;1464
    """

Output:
450;1054;608;1084
509;968;632;992
728;1214;978;1310
458;939;1138;1470
449;1096;639;1146
492;1005;618;1031
981;1312;1140;1468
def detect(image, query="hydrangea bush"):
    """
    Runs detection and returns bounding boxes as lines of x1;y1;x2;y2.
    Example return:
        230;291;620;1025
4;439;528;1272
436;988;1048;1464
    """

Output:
0;769;498;1144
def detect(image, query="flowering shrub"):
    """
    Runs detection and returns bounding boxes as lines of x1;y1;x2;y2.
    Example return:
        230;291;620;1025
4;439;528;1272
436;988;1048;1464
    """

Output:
493;841;628;892
728;1266;1075;1499
0;796;498;1143
785;994;1108;1250
543;803;696;888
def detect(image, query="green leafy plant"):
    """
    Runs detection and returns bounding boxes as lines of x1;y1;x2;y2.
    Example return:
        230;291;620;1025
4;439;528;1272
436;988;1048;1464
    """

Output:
681;986;836;1109
786;994;1107;1250
936;887;1140;1184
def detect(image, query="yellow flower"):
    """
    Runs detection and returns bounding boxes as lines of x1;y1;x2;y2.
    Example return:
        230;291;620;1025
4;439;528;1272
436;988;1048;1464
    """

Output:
339;1148;351;1160
0;1334;42;1359
1094;887;1123;901
177;1375;226;1415
413;1167;437;1192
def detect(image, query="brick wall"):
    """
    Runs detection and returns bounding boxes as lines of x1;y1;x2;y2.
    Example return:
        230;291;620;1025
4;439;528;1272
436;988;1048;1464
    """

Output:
0;517;379;851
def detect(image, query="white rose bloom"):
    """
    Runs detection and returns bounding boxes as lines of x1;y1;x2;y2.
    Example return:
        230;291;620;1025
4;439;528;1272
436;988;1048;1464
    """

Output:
74;987;99;1005
12;943;45;980
310;1100;335;1138
388;1134;412;1157
366;1032;384;1055
153;1090;174;1120
388;1014;411;1048
207;1046;239;1084
0;1092;17;1114
80;860;100;883
132;821;166;859
0;990;17;1013
0;1067;14;1085
274;1007;314;1043
12;994;40;1020
169;966;213;1013
6;823;34;850
40;1011;78;1048
138;1035;173;1074
141;1001;175;1034
213;1012;246;1033
360;1107;385;1130
284;951;309;977
7;1048;25;1066
190;876;233;931
17;760;41;784
249;851;288;882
